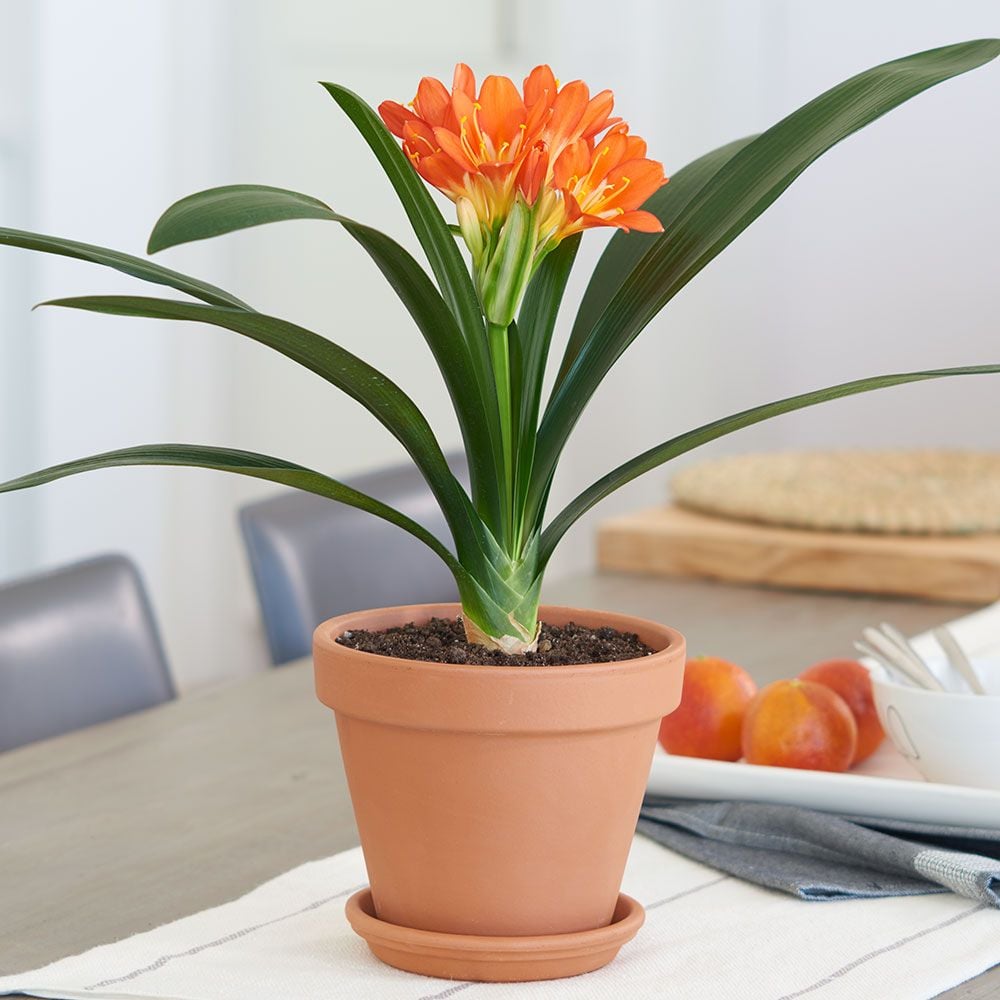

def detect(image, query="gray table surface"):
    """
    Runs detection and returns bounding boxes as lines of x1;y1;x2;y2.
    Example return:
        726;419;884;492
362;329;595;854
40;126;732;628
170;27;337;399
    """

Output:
1;572;997;999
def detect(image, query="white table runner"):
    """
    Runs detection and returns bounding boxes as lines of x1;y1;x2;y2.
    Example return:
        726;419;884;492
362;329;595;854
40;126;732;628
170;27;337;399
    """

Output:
2;835;998;1000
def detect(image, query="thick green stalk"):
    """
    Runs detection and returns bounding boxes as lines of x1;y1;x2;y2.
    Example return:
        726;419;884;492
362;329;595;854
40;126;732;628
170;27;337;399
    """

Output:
456;531;543;654
487;319;515;550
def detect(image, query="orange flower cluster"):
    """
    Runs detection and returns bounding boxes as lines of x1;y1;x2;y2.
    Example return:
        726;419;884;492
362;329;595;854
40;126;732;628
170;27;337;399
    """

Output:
381;64;666;243
380;65;667;325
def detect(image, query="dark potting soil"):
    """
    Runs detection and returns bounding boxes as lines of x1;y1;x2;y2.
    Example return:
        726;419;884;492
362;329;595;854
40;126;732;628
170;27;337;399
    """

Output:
335;616;654;666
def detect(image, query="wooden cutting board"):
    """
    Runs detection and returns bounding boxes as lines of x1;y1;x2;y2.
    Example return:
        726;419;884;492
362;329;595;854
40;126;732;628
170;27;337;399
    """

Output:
597;504;1000;603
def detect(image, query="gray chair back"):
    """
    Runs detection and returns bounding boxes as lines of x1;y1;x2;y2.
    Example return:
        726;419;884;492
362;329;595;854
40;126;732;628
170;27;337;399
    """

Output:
240;454;467;665
0;553;174;753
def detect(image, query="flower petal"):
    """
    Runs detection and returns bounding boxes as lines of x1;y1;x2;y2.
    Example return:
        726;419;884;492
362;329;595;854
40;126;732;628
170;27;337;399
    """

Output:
417;151;468;195
379;100;413;137
552;138;592;188
588;132;631;178
604;158;669;210
524;64;557;109
547;80;590;148
479;161;516;184
578;89;615;139
478;74;526;148
402;118;437;149
453;63;476;100
562;189;585;222
625;134;648;159
414;77;452;127
516;145;549;202
433;125;478;172
569;208;614;231
614;209;665;232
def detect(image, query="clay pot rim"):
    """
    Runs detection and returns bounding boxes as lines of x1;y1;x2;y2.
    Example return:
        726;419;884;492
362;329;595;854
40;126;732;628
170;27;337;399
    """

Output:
314;603;686;732
345;888;645;960
314;602;684;679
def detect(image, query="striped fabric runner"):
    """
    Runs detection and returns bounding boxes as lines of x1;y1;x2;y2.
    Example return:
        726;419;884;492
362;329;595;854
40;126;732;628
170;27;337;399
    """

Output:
1;836;997;1000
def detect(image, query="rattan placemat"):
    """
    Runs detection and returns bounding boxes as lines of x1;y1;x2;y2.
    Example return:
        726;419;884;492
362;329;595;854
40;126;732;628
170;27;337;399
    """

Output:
671;450;1000;535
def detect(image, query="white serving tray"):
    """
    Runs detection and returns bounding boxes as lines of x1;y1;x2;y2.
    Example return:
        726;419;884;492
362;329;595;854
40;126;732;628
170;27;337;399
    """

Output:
648;744;1000;827
647;601;1000;828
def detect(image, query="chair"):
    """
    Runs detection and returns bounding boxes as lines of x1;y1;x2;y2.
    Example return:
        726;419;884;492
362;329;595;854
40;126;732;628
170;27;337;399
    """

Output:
240;453;468;665
0;554;175;753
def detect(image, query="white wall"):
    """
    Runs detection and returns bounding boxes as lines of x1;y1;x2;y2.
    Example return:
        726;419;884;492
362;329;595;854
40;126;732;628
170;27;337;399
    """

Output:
0;0;37;573
1;1;998;691
1;0;247;690
533;0;1000;573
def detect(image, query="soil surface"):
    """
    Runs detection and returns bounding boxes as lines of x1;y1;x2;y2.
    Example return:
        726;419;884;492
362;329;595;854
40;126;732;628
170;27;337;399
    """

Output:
336;616;654;666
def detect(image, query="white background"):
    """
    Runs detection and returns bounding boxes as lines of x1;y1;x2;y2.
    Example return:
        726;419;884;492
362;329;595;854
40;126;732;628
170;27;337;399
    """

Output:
1;0;998;690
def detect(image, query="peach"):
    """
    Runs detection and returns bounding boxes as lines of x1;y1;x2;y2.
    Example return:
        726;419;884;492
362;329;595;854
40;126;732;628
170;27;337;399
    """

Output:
799;658;885;764
658;656;757;761
742;679;857;772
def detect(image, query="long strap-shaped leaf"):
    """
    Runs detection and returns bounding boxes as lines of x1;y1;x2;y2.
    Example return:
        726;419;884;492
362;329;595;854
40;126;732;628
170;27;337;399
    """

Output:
319;85;502;458
0;228;250;310
348;219;505;529
0;440;544;641
148;185;337;253
511;236;579;547
539;364;1000;563
147;183;503;529
0;444;466;577
556;136;757;385
319;84;485;345
533;39;1000;521
39;294;492;565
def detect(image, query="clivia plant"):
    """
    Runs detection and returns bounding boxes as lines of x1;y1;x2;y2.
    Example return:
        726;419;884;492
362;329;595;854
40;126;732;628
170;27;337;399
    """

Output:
4;40;1000;983
0;41;998;655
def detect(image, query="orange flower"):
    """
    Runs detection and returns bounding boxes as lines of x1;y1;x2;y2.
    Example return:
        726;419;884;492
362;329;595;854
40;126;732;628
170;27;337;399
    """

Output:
380;64;668;326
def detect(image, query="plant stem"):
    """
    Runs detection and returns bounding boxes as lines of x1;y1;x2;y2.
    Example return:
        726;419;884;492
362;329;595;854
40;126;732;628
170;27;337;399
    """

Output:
457;541;544;653
488;320;515;549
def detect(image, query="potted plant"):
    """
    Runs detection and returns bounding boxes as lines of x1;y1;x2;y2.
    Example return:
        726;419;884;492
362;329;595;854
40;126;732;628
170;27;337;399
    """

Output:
1;40;998;982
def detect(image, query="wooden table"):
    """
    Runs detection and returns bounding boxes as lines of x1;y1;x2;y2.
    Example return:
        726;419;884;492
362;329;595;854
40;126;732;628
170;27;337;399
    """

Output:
1;572;996;998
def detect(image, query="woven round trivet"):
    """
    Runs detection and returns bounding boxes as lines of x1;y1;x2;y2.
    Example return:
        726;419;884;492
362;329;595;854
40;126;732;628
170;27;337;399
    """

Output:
671;450;1000;535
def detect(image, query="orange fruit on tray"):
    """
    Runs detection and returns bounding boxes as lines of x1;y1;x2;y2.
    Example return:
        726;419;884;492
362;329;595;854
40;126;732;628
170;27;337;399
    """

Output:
799;658;885;764
658;656;757;761
742;679;858;772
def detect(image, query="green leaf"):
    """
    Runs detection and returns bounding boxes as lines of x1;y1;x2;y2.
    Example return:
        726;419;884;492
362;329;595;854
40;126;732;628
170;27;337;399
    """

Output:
533;39;1000;522
540;364;1000;563
318;84;485;343
507;316;525;484
557;136;757;385
40;294;491;566
147;183;504;530
148;185;336;253
0;443;467;578
0;437;546;646
512;235;579;545
343;220;504;530
320;85;503;487
0;228;250;309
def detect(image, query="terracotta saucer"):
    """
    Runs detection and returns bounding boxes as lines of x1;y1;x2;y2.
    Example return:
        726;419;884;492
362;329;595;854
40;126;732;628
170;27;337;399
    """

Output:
345;890;644;983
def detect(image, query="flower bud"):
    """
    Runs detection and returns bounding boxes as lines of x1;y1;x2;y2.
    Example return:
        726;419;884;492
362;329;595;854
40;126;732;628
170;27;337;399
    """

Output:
456;196;485;264
479;200;536;328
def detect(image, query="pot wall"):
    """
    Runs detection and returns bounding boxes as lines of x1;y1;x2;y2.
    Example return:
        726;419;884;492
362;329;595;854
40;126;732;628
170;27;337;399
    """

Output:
314;604;685;937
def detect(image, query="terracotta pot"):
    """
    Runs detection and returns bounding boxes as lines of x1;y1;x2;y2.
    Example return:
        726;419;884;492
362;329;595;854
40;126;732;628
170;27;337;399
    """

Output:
313;603;685;943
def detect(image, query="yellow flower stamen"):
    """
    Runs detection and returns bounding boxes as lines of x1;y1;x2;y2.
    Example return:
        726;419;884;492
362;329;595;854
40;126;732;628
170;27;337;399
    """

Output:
459;116;479;165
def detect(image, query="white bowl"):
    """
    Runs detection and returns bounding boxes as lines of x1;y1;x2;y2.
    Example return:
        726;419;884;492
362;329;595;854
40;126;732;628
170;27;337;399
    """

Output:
870;656;1000;790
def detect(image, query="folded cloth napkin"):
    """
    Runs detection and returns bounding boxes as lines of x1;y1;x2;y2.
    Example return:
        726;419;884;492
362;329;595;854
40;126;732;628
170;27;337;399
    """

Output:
639;796;1000;906
2;836;1000;1000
